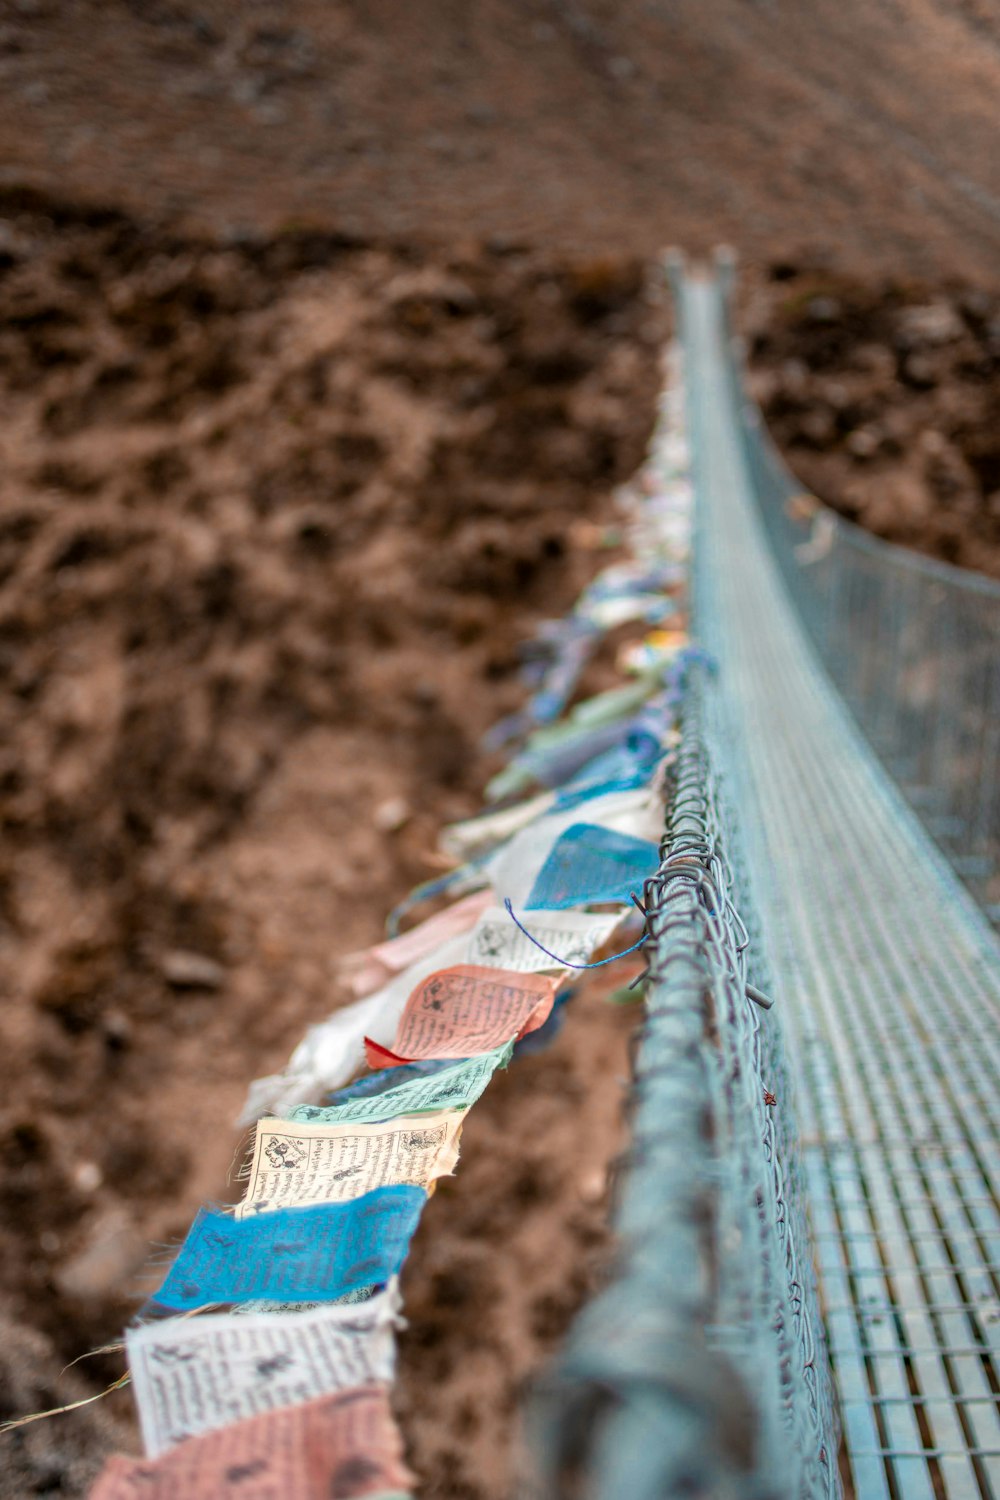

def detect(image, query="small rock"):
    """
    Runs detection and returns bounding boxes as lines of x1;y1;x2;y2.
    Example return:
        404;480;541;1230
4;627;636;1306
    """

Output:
896;302;964;346
55;1209;145;1302
71;1161;102;1193
805;296;841;323
385;268;475;315
101;1009;132;1047
902;352;938;388
578;1168;607;1203
799;408;835;446
847;427;881;458
780;358;809;393
609;55;636;79
374;796;411;833
161;949;226;990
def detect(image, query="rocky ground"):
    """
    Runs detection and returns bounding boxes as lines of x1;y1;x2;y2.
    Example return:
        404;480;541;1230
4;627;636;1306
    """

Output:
744;266;1000;578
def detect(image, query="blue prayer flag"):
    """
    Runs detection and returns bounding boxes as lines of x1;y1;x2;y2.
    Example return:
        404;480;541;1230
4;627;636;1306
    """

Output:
525;822;660;910
150;1185;425;1312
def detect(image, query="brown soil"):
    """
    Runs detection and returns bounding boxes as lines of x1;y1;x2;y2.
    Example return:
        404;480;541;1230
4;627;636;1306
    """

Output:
743;265;1000;578
3;0;1000;283
0;194;663;1498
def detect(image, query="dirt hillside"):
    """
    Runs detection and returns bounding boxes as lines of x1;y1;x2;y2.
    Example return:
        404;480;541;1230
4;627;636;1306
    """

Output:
2;0;1000;280
0;199;664;1497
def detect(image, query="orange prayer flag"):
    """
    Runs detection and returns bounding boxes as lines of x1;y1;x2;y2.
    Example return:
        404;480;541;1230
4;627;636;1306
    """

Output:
365;964;558;1066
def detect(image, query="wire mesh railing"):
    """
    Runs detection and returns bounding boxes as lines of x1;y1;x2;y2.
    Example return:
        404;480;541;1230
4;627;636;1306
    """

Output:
717;268;1000;927
680;259;1000;1500
529;665;839;1500
531;254;1000;1496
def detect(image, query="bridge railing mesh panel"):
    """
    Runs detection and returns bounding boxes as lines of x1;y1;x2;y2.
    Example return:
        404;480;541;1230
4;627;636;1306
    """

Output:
680;264;1000;1500
723;290;1000;927
528;670;839;1500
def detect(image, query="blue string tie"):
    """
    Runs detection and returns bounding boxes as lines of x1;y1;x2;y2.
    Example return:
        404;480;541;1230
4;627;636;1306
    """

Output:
502;896;648;970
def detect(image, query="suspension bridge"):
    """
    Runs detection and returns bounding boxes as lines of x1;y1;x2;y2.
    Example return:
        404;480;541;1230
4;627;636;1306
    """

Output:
533;257;1000;1500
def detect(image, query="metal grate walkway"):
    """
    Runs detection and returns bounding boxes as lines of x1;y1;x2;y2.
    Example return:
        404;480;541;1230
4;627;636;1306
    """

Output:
678;268;1000;1500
